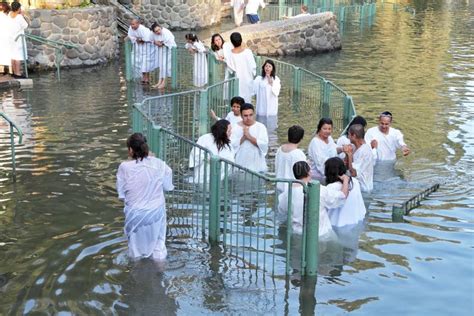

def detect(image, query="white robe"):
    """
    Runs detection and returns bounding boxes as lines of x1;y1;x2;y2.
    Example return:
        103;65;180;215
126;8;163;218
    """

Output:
224;112;242;125
230;0;245;26
278;185;336;239
322;178;366;227
336;134;353;160
188;133;235;184
185;41;208;87
275;147;306;192
116;157;174;260
308;136;338;182
364;126;407;161
245;0;266;15
9;13;28;61
127;25;158;76
352;143;374;193
0;13;11;65
231;121;269;172
150;28;176;79
227;48;256;103
253;75;281;116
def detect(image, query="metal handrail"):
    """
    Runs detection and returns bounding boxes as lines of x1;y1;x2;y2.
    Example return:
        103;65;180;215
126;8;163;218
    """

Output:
0;112;23;178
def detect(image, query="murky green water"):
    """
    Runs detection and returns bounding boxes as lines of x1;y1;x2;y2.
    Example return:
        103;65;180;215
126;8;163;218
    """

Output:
1;1;473;314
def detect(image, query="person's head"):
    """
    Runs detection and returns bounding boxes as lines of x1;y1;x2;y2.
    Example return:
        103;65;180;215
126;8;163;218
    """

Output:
230;96;245;115
150;22;162;34
348;124;365;143
130;19;140;30
301;5;308;13
126;133;149;161
211;33;225;52
10;1;20;12
324;157;347;185
378;111;393;134
293;161;311;181
185;33;198;43
345;115;367;135
240;103;255;126
288;125;305;144
230;32;242;47
0;2;11;14
316;118;333;139
261;60;276;78
211;119;232;151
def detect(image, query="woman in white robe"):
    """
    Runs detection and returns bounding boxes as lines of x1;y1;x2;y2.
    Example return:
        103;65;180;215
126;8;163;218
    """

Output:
321;157;366;227
189;119;235;184
0;3;11;72
308;118;340;183
227;32;256;103
150;22;176;89
116;133;174;261
210;33;233;97
230;0;245;26
127;19;158;83
185;33;208;87
253;60;281;117
9;2;28;77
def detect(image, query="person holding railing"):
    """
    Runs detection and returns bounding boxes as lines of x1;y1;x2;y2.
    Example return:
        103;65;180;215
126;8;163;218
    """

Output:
116;133;174;261
336;115;367;160
127;19;157;84
185;33;208;87
0;2;11;75
227;32;256;103
149;22;176;89
189;119;235;184
253;59;281;117
210;33;233;99
231;103;268;173
8;1;28;78
344;124;374;193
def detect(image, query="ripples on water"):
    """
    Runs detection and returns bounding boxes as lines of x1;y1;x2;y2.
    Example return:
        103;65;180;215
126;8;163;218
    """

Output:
1;2;473;314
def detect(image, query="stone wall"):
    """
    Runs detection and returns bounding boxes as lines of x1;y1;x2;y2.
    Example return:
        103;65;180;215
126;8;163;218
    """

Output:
132;0;222;30
219;12;342;56
28;6;119;69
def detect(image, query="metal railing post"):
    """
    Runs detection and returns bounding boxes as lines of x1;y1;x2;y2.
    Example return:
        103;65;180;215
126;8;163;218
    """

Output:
304;181;320;276
9;124;16;177
171;47;178;89
343;95;353;128
321;80;330;118
209;155;221;245
292;67;301;111
199;90;209;136
124;39;133;81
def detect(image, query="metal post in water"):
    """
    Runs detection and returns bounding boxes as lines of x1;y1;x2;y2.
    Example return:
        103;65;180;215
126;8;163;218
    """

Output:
321;80;330;118
305;181;320;276
171;47;178;89
9;124;16;178
292;67;301;111
209;155;221;245
124;40;133;81
199;90;209;136
392;204;405;222
343;95;353;128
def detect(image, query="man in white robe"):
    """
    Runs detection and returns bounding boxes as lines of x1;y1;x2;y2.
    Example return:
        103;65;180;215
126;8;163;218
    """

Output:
127;19;157;83
365;111;410;161
231;103;268;172
230;0;245;26
345;124;374;193
227;32;256;103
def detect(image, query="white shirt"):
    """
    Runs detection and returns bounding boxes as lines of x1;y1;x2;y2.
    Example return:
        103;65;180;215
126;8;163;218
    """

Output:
275;146;306;192
307;136;338;182
224;112;242;125
365;126;407;161
253;75;281;116
352;143;374;193
245;0;266;15
231;121;269;172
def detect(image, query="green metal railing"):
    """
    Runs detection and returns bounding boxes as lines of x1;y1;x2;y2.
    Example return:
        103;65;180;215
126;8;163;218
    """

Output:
0;112;23;179
392;183;440;222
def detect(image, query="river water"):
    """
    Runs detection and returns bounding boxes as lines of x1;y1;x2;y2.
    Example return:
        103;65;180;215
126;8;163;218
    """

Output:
0;1;473;314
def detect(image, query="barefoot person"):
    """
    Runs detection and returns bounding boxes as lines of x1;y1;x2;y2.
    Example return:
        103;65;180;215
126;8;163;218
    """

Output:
116;133;174;261
150;22;176;89
127;19;157;84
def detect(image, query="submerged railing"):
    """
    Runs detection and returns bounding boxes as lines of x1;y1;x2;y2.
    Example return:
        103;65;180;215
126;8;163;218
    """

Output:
392;183;441;221
0;112;23;179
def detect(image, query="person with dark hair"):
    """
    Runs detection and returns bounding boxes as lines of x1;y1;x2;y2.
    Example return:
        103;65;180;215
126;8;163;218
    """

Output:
365;111;410;161
8;1;28;78
308;118;341;183
227;32;256;103
344;124;374;192
189;119;235;183
116;133;174;261
210;33;233;98
337;115;367;157
321;157;366;227
127;19;157;84
185;33;208;87
253;59;281;116
149;22;176;89
245;0;265;24
0;2;11;74
210;96;244;125
277;161;336;238
275;125;306;192
231;103;269;172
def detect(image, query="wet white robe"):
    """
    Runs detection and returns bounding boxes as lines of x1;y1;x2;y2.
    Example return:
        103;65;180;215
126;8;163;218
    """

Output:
231;121;269;172
150;27;176;79
352;143;374;193
9;13;28;61
227;48;256;103
253;75;281;116
275;147;306;192
364;126;407;161
185;41;208;87
127;25;158;76
308;136;338;182
116;157;174;260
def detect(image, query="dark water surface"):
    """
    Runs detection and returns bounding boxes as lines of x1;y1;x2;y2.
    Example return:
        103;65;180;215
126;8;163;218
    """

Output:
1;1;473;314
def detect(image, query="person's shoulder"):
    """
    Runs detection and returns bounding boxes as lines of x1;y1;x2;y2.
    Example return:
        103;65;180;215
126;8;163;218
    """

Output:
255;121;267;129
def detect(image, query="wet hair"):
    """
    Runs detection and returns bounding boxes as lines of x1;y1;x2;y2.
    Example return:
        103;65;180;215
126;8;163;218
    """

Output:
11;1;20;12
288;125;305;144
345;115;367;136
261;60;276;78
0;2;10;13
210;33;225;52
211;119;231;152
230;96;245;106
348;124;365;139
293;161;310;180
185;33;198;42
379;111;393;121
150;22;161;32
316;118;333;133
126;133;149;161
230;32;242;47
240;103;254;114
325;157;352;187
